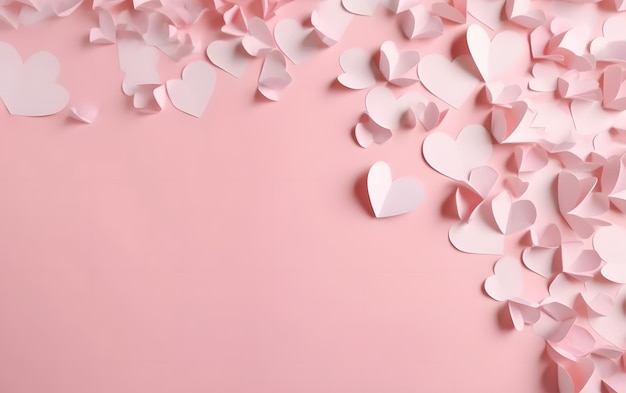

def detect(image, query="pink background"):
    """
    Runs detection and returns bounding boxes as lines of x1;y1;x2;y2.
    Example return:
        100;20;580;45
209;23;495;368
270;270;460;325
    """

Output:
0;4;554;392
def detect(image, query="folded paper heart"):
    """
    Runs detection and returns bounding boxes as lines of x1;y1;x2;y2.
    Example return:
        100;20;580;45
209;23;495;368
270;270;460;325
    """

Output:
367;161;424;218
466;24;526;82
365;86;423;130
337;48;377;89
422;124;492;181
417;54;478;109
206;38;250;79
274;19;323;64
311;0;353;46
484;256;524;301
257;50;292;101
378;41;419;87
166;61;216;118
354;116;393;148
0;41;69;117
398;5;443;39
242;17;275;57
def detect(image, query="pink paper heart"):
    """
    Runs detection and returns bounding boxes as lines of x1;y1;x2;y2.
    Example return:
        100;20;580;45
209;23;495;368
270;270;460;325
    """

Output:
274;19;322;65
378;40;419;87
466;24;526;82
490;191;536;235
257;50;292;101
367;161;424;218
166;61;215;118
399;5;443;39
206;38;250;79
0;42;69;117
365;86;423;130
417;54;478;109
448;203;504;255
484;256;524;301
354;116;393;148
242;17;275;57
422;124;492;181
337;48;376;90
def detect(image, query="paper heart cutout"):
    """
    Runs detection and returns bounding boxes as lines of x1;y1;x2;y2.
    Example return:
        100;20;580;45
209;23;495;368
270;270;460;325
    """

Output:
603;64;626;111
490;101;536;144
431;1;466;24
414;101;447;131
274;19;322;65
485;82;521;106
484;256;523;301
341;0;380;16
133;84;166;114
206;38;250;79
69;103;98;124
117;38;160;96
466;24;526;82
257;50;292;101
379;41;419;87
589;285;626;348
594;225;626;283
503;176;529;198
528;63;559;92
354;116;393;148
523;246;557;278
367;161;424;218
490;191;536;235
166;61;215;118
337;48;376;90
448;203;504;255
0;41;69;117
89;10;116;44
311;0;353;46
242;17;275;57
399;4;443;39
504;0;544;28
508;299;540;330
418;54;478;109
558;242;601;280
467;166;498;198
556;70;601;101
365;86;422;130
422;124;492;181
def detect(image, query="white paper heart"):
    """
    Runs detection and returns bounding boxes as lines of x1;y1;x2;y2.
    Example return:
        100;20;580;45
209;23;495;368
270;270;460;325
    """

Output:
422;124;492;181
166;61;216;118
337;48;376;90
206;38;250;79
0;41;69;117
274;19;321;65
367;161;424;218
484;256;523;301
466;24;526;82
418;54;478;109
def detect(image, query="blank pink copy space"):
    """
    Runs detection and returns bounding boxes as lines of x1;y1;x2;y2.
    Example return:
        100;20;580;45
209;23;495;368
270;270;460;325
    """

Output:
0;5;551;393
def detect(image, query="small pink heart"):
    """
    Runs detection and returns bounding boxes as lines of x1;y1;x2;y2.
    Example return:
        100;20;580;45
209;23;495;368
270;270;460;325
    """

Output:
367;161;424;218
484;256;523;301
166;61;215;118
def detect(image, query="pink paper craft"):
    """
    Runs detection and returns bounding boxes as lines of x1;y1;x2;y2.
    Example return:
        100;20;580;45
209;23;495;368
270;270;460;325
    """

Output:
354;115;393;148
594;225;626;283
431;0;466;24
398;5;443;39
484;256;524;301
341;0;381;16
166;61;216;118
508;298;540;330
503;176;529;197
221;5;247;37
132;84;166;113
417;54;479;109
533;302;576;342
274;19;323;65
0;41;69;117
68;103;98;123
337;48;376;90
422;124;492;181
556;70;601;101
365;86;422;131
414;101;447;131
378;41;419;87
466;0;504;30
511;145;548;173
490;101;537;144
117;37;160;96
448;203;505;255
257;50;292;101
602;65;626;111
89;9;116;44
548;325;595;361
528;63;560;92
490;191;536;235
558;172;610;239
311;0;353;46
206;38;251;79
466;24;527;82
504;0;544;28
485;82;522;106
241;17;275;57
366;161;424;218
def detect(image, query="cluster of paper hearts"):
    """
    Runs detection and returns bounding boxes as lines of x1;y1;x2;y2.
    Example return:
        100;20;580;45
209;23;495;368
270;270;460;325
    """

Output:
9;0;626;391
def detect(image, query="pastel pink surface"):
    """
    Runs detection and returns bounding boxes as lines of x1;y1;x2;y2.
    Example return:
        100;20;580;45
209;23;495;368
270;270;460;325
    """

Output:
0;5;551;393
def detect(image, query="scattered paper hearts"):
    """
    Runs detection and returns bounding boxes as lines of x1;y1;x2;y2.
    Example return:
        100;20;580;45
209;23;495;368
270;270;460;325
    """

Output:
365;86;422;131
337;48;376;89
0;41;69;116
166;61;215;118
257;50;292;101
367;161;424;218
378;41;419;87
